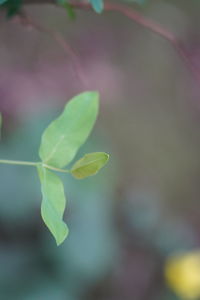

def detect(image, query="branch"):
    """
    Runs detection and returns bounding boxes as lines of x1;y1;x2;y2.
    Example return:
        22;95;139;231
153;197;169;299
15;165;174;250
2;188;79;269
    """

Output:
18;12;88;88
21;0;200;82
21;0;180;43
100;2;200;82
73;2;200;81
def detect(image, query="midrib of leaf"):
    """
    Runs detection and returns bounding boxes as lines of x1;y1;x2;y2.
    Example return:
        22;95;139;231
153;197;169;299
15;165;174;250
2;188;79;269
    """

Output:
41;98;96;167
44;134;65;165
73;157;106;170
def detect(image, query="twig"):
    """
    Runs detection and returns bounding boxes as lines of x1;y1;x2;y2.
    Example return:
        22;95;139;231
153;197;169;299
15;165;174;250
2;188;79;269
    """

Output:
18;12;88;88
71;2;200;82
4;0;200;82
74;2;177;42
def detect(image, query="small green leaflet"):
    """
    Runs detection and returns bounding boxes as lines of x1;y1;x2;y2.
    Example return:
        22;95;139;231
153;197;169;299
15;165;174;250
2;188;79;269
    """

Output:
39;91;99;168
71;152;109;179
89;0;104;14
37;165;68;245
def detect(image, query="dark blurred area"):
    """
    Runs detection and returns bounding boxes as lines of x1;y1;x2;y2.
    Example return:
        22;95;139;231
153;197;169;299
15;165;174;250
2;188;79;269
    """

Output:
1;0;200;299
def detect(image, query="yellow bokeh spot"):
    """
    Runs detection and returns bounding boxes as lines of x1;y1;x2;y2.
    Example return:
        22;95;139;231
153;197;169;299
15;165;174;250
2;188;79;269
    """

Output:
165;250;200;299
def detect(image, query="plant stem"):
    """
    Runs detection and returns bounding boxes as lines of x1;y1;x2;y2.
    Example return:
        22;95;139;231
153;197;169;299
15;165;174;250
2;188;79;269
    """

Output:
0;159;38;166
42;163;69;173
0;159;69;173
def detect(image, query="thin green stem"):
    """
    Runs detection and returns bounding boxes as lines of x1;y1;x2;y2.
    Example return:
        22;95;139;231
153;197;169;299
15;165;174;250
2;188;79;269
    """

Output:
42;163;69;173
0;159;38;167
0;159;70;173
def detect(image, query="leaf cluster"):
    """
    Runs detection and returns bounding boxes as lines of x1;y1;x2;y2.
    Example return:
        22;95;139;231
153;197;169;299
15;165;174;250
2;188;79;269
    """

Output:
37;91;109;245
0;92;109;245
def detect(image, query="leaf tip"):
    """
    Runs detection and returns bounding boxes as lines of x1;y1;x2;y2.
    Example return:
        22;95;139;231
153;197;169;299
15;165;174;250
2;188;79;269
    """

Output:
56;226;69;246
81;90;100;111
104;152;109;161
85;90;100;101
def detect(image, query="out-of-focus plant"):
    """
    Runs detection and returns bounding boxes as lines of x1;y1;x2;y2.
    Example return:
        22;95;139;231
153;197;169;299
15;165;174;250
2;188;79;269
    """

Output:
0;0;147;16
0;0;199;254
0;91;109;245
165;250;200;300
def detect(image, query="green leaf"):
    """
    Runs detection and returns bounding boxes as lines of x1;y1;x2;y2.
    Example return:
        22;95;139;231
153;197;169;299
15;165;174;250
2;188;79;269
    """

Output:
0;0;8;5
37;165;68;245
71;152;109;179
39;91;99;168
89;0;104;13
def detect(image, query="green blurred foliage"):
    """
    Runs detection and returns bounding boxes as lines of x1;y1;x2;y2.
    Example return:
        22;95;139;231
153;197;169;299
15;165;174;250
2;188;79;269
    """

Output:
0;0;7;4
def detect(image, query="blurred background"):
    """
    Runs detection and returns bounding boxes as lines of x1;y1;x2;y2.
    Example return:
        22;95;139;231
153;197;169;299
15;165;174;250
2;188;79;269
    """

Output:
1;0;200;299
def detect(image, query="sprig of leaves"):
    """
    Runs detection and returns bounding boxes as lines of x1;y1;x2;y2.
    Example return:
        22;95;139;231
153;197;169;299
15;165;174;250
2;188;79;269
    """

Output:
38;91;108;245
0;91;109;245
